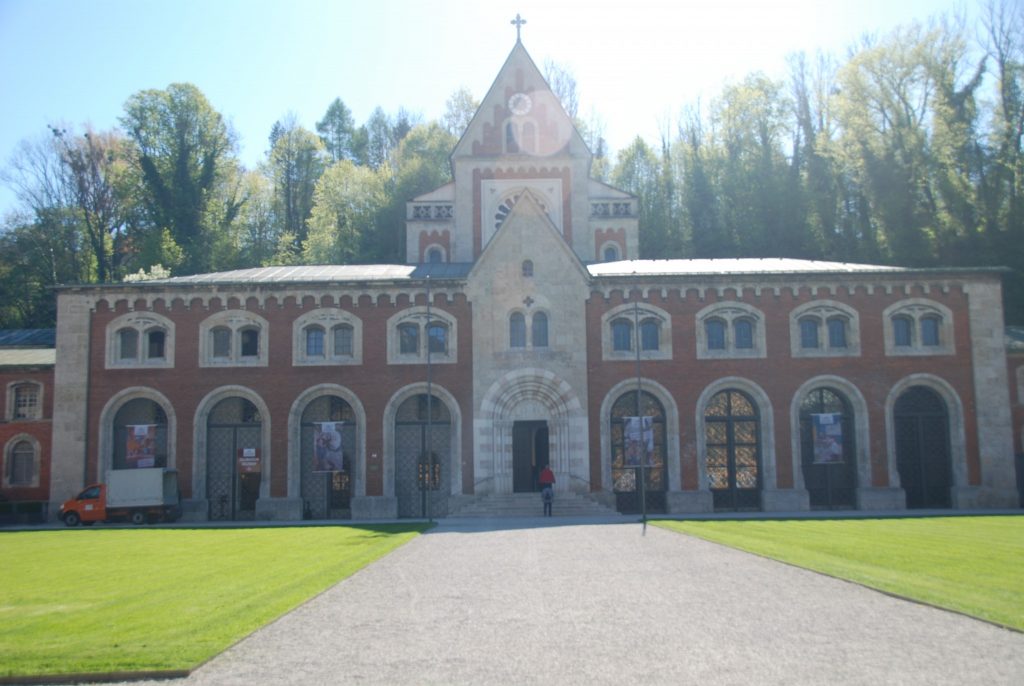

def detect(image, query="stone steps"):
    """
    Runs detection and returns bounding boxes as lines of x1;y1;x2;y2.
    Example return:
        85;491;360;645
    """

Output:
452;492;622;518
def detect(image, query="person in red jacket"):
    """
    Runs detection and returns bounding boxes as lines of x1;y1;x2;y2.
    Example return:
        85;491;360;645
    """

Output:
538;464;555;516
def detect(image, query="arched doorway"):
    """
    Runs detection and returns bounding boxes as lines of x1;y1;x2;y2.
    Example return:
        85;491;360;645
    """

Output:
799;387;857;509
705;389;761;511
395;394;451;518
300;395;356;519
111;399;168;470
894;386;952;508
610;390;667;514
512;421;549;493
207;397;262;520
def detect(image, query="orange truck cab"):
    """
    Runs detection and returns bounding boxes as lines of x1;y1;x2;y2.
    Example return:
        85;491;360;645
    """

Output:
60;468;181;526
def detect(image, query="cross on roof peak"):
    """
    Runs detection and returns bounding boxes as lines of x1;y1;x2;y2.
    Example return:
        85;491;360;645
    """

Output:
511;13;526;42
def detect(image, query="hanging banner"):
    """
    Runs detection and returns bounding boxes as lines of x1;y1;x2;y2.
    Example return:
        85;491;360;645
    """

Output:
313;422;345;472
811;413;844;464
126;424;157;468
237;447;261;473
624;416;654;467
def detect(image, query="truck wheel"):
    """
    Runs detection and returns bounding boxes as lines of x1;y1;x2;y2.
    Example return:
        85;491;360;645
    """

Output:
130;511;146;525
63;512;81;527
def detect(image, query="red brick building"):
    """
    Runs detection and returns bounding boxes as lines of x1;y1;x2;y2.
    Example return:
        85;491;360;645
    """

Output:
47;39;1021;521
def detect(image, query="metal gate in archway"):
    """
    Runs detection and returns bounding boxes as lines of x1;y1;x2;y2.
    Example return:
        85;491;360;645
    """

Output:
610;390;667;515
895;386;952;509
395;394;451;518
300;395;356;520
207;397;262;521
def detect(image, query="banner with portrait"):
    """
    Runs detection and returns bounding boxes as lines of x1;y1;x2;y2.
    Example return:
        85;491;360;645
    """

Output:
313;421;345;472
811;413;844;464
126;424;157;468
623;416;654;467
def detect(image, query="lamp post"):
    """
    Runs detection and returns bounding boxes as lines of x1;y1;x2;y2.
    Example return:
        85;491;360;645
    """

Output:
425;274;434;523
633;291;647;528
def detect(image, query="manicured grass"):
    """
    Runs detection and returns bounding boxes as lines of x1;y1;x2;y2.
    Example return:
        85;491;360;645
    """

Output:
655;516;1024;631
0;525;425;678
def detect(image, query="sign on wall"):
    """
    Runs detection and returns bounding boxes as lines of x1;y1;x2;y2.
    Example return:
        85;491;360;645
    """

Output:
126;424;157;468
314;422;345;472
811;413;844;464
237;447;261;473
624;416;654;467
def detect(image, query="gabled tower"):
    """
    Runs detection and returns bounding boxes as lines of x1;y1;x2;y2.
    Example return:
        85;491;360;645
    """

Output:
406;36;639;265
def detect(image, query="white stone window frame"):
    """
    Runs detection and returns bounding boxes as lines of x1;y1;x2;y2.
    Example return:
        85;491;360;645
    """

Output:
602;303;673;362
424;244;447;264
696;302;766;359
6;380;43;421
386;306;458;365
105;312;175;369
599;240;621;262
293;309;363;367
882;299;955;356
3;433;40;488
789;301;861;358
199;310;269;367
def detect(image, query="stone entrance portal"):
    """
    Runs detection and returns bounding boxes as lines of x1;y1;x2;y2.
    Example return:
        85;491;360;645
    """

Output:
512;420;549;493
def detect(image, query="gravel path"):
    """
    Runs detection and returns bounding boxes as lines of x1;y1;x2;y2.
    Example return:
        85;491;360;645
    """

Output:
115;518;1022;685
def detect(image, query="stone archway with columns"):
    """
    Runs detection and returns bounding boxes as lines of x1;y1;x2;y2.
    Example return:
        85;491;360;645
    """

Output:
476;368;588;495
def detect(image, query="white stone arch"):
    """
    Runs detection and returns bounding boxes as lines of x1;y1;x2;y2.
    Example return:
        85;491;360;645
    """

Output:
287;384;367;499
694;377;777;490
884;374;968;492
96;387;177;477
192;385;272;502
599;378;681;494
477;368;586;494
382;382;462;498
789;376;871;491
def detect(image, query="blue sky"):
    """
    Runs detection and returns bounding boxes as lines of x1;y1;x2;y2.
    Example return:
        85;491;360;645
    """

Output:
0;0;979;217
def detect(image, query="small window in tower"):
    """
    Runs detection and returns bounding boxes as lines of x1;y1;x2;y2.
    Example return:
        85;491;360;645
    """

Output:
522;260;534;277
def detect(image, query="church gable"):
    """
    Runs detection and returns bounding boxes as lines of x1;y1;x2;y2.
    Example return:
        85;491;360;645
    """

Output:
452;41;588;161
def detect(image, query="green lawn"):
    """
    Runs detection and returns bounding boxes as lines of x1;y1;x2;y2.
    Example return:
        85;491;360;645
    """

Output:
0;525;425;678
655;516;1024;631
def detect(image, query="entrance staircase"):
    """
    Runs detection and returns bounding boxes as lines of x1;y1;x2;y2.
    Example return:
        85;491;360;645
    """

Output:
451;492;622;518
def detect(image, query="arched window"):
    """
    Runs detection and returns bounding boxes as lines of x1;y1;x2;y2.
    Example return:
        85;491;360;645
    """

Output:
333;324;354;357
505;122;519;153
799;387;857;509
604;245;619;262
146;329;166;359
799;318;819;349
112;399;168;470
305;326;325;357
510;313;526;348
301;395;356;519
826;317;848;348
240;328;260;357
522;260;534;277
640;319;659;351
734;319;754;349
521;122;536;153
704;390;761;511
118;328;139;361
893;315;914;347
610;390;667;514
6;440;36;486
532;312;548;348
612;318;632;352
705;319;726;350
399;323;420;355
427;322;448;354
212;327;232;359
427;247;443;264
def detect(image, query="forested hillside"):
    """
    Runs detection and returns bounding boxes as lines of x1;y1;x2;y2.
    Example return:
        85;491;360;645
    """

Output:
1;5;1021;327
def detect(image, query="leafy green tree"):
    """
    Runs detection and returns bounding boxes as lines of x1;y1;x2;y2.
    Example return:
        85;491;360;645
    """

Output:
442;87;479;139
304;160;385;264
120;83;237;274
612;137;677;257
266;116;326;257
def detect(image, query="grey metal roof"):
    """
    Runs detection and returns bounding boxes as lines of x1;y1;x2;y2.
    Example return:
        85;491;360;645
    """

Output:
0;348;55;367
587;258;909;278
0;329;56;347
125;263;475;286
